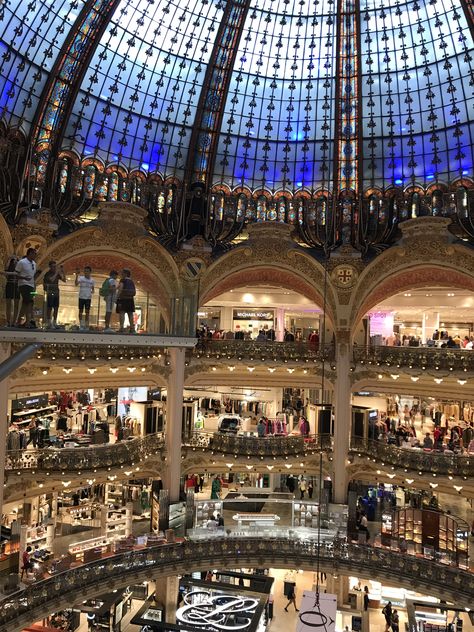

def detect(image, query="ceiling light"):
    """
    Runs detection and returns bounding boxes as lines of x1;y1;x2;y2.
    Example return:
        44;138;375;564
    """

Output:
110;367;119;373
225;463;233;469
434;378;443;384
453;485;463;492
211;366;217;372
268;367;276;373
63;367;72;374
377;374;383;379
127;367;136;372
42;369;48;375
87;368;97;374
405;478;414;484
387;474;396;479
411;376;419;382
228;366;235;371
429;483;438;488
457;379;467;385
247;366;255;372
390;374;399;380
287;368;295;374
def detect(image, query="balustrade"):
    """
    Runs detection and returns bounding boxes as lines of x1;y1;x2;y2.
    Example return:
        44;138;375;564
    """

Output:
0;536;472;631
350;437;473;478
5;433;471;476
354;345;474;372
5;433;164;472
193;339;335;363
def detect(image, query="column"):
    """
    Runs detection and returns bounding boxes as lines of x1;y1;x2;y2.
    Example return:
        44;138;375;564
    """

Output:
0;343;10;524
276;308;285;341
422;311;439;343
165;348;186;502
219;306;233;332
154;576;179;623
333;336;351;504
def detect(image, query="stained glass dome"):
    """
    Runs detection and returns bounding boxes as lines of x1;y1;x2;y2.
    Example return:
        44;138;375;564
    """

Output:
0;0;473;249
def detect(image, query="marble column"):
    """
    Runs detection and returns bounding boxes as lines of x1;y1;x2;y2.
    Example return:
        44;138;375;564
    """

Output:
332;336;351;504
164;348;186;502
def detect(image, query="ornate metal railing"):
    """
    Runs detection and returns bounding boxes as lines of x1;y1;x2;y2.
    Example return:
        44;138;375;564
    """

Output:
0;536;472;631
193;340;335;363
184;432;332;456
350;437;473;478
354;345;474;372
5;433;165;472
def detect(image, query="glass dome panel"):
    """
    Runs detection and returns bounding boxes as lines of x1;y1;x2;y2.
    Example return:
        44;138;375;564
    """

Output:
62;0;224;177
0;0;84;130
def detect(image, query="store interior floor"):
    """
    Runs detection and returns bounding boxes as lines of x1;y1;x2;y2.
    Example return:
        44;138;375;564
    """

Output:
56;568;474;632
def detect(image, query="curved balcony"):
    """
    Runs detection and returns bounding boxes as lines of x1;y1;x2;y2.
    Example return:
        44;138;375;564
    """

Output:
192;340;335;363
354;345;474;372
0;536;472;631
350;437;473;478
184;432;332;457
5;433;165;472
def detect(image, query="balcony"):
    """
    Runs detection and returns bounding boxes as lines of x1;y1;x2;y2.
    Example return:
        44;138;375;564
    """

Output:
354;345;474;372
5;433;165;472
192;339;335;364
350;437;473;478
0;536;472;631
184;432;332;457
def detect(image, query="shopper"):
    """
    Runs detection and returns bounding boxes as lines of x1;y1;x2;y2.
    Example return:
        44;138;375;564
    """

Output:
116;268;136;333
382;601;392;631
391;609;399;632
75;266;95;329
359;511;370;542
363;586;369;611
211;475;221;499
307;481;314;499
100;269;119;331
15;248;39;328
257;418;266;437
284;585;299;612
423;433;434;449
299;478;307;499
3;254;20;326
43;261;65;328
21;545;33;581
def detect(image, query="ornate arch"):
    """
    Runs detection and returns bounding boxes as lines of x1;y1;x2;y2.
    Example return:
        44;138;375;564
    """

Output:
349;217;474;329
0;212;14;264
37;204;181;316
200;224;336;325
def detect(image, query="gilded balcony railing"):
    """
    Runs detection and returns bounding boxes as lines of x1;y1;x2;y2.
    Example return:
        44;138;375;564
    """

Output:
353;345;474;372
0;536;472;631
5;433;165;472
192;339;335;363
183;432;332;456
350;437;473;478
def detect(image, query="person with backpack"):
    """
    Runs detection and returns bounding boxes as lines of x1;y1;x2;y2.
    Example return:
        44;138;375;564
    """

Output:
116;268;136;333
100;270;118;332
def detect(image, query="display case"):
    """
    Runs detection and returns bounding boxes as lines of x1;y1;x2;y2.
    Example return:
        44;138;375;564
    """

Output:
68;536;115;563
195;500;223;527
100;504;132;538
381;512;393;547
292;500;319;528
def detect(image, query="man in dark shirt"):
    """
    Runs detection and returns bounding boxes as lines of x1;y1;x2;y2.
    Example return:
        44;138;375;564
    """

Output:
43;260;66;328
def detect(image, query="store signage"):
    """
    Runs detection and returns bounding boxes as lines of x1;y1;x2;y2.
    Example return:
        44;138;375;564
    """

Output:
12;393;49;412
233;310;274;321
176;590;259;631
297;591;336;632
147;388;161;401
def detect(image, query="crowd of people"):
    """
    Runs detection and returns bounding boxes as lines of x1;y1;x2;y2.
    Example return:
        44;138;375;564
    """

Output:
2;249;137;332
384;329;474;349
196;324;320;345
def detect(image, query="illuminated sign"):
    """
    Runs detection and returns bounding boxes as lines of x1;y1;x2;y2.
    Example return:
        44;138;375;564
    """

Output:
232;310;274;321
176;590;259;631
